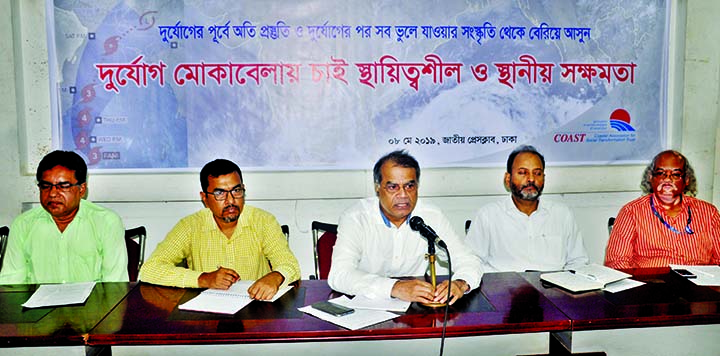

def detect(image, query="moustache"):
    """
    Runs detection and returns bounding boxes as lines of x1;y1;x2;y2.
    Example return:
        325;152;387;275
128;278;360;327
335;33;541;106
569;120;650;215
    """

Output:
223;205;240;212
522;183;538;190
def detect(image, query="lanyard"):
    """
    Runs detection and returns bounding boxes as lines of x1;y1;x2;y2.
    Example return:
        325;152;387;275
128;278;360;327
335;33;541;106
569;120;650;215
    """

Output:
650;196;694;235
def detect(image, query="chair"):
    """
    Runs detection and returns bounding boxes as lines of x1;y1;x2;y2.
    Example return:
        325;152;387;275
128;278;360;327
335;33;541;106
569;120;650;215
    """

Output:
608;217;616;235
281;224;290;241
125;226;147;282
465;219;472;235
0;226;8;273
311;221;338;280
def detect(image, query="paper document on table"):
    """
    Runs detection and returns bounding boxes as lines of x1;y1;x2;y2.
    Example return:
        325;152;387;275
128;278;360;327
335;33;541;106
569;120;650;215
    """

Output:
22;282;96;308
179;289;253;314
603;278;645;293
340;295;411;312
299;296;398;330
540;264;631;293
670;264;720;286
179;281;293;314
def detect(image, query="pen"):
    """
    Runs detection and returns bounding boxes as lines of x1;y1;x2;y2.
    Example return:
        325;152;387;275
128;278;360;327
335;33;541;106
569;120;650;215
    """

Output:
569;270;598;281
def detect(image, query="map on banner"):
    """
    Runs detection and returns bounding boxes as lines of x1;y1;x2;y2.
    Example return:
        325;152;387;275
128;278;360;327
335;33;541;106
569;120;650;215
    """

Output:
48;0;669;170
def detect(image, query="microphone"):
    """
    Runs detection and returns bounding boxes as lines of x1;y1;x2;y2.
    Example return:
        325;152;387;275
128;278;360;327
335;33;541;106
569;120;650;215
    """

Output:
409;216;448;250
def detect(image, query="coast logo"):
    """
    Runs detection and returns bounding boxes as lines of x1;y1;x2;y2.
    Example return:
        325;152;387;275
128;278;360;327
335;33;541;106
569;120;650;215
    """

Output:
609;108;635;132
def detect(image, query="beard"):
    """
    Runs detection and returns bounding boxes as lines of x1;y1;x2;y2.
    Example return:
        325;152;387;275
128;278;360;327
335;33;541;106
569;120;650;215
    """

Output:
222;215;239;223
221;205;240;223
510;181;543;201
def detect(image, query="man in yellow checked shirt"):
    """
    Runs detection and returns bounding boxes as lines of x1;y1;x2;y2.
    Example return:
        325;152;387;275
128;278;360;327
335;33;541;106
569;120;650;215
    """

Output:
140;159;300;300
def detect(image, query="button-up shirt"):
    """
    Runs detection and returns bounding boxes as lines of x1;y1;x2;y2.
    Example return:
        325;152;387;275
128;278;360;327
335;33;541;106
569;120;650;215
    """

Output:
605;194;720;268
465;196;589;272
0;200;128;284
328;197;483;299
140;206;300;288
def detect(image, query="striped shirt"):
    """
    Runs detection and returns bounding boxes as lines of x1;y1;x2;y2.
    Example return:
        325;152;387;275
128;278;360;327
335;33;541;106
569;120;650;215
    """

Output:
605;194;720;269
140;206;300;288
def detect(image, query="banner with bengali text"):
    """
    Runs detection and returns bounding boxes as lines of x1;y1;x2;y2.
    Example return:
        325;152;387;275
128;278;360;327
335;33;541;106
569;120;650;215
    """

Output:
47;0;669;170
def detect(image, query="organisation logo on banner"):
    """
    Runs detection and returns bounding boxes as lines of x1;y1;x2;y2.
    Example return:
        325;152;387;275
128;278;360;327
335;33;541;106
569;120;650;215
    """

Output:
609;109;636;132
553;108;638;147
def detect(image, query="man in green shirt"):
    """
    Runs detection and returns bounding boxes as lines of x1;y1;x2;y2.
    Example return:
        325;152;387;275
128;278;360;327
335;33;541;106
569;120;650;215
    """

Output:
0;150;128;284
140;159;300;300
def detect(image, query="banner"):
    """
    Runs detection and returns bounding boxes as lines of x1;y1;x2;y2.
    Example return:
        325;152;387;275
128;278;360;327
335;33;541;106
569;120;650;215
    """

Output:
48;0;669;170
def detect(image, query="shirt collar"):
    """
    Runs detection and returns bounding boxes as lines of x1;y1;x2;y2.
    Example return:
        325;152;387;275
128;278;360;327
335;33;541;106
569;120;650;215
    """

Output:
649;194;689;216
204;206;250;234
504;195;545;216
378;203;412;228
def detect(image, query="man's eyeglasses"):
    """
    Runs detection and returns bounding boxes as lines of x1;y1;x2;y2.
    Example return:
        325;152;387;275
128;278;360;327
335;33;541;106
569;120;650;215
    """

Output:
652;170;684;181
38;181;81;192
383;182;417;193
206;185;245;201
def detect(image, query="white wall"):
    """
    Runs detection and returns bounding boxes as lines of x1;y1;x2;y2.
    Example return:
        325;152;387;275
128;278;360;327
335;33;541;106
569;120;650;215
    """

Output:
1;1;719;279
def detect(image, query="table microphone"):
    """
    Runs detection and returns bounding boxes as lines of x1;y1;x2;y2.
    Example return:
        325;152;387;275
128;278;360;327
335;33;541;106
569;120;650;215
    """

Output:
409;216;448;249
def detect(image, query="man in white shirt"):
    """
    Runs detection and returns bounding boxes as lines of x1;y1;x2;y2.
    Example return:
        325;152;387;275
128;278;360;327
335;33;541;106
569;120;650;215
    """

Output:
466;145;589;272
328;150;483;305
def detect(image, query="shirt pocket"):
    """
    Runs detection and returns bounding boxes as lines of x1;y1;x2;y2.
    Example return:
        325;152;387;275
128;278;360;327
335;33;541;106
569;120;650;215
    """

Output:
63;234;101;277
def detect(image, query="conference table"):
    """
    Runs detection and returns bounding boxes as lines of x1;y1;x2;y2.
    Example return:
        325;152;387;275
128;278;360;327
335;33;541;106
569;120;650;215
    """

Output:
522;267;720;356
2;269;720;356
0;282;134;355
87;272;568;355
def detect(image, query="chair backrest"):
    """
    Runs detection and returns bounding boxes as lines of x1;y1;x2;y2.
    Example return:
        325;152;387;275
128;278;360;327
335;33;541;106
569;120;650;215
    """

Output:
311;221;338;280
608;217;616;235
0;226;8;273
281;224;290;241
465;219;472;235
125;226;147;282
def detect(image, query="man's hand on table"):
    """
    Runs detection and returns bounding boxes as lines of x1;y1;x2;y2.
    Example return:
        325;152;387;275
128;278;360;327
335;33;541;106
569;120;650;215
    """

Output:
198;267;239;289
248;271;285;300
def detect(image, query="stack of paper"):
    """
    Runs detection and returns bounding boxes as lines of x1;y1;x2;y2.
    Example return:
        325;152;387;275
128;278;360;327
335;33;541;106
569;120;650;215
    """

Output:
23;282;96;308
341;295;410;312
299;296;400;330
179;280;292;314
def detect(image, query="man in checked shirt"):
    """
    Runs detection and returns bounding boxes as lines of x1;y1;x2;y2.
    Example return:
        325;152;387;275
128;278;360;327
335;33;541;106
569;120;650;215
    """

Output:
605;150;720;269
140;159;300;300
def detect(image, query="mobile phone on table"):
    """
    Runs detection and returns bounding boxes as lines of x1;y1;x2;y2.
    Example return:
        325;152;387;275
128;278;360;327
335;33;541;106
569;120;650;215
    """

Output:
311;301;355;317
673;269;697;279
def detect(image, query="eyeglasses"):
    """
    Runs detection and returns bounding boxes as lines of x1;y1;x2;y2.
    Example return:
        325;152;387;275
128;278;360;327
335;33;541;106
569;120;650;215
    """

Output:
652;170;684;180
38;181;81;192
206;185;245;201
382;182;417;193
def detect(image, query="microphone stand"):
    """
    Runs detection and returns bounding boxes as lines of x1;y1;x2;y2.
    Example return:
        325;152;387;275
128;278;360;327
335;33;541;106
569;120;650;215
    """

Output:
422;241;446;308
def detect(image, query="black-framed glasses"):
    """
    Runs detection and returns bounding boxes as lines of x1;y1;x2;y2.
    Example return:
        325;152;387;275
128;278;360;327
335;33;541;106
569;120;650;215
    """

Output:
206;185;245;201
383;182;417;193
38;181;81;192
652;170;684;181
